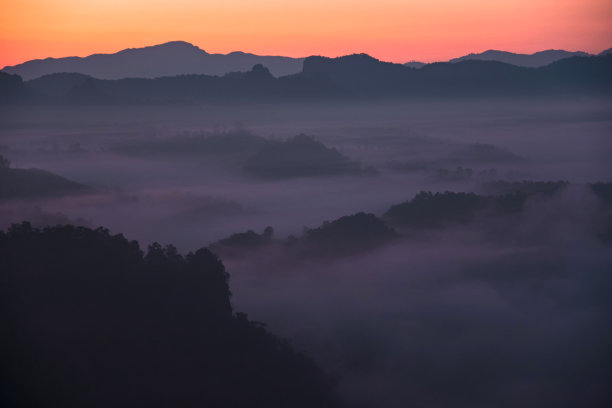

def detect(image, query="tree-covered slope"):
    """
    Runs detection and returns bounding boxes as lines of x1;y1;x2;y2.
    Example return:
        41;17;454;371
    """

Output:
0;223;342;408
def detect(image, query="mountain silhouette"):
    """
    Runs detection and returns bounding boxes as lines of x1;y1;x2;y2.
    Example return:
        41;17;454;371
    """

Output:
5;43;611;81
301;54;612;96
599;48;612;56
20;64;346;103
404;61;426;69
449;49;590;67
2;41;304;80
3;54;611;104
302;54;414;95
210;212;397;259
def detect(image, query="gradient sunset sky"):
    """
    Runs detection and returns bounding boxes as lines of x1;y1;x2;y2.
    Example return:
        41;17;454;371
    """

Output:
1;0;611;67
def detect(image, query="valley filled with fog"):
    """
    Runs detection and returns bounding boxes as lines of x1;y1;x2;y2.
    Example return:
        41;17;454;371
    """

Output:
2;98;610;245
1;97;611;407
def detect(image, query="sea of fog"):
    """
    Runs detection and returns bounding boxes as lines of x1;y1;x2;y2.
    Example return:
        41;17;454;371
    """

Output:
1;97;611;407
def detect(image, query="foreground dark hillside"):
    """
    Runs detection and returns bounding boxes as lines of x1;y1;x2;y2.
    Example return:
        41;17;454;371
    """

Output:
0;223;342;408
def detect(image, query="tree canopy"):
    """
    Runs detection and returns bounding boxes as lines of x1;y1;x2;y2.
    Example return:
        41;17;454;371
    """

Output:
0;223;342;408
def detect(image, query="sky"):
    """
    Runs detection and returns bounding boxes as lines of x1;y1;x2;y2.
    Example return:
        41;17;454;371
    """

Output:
1;0;611;67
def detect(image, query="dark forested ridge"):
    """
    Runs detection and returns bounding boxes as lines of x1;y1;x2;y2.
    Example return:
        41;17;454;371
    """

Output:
384;181;612;230
2;54;611;104
212;181;612;261
303;53;612;96
0;223;343;408
18;65;345;104
211;213;397;260
297;212;397;257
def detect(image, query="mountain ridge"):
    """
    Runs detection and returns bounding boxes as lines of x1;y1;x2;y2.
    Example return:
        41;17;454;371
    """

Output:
449;49;590;68
2;41;305;80
4;41;611;80
406;48;606;68
2;53;611;103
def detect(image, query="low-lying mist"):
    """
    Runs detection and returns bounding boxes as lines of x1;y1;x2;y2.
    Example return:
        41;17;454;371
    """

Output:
224;185;611;407
1;97;611;407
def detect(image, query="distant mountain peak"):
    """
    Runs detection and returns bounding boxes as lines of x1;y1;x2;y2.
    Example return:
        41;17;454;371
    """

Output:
404;61;426;69
533;49;571;55
303;53;390;70
600;47;612;56
154;40;206;52
343;53;380;61
479;49;512;55
449;49;589;67
116;41;207;55
158;40;198;47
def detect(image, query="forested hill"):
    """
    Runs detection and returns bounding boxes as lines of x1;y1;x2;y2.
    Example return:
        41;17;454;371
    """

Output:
0;223;343;408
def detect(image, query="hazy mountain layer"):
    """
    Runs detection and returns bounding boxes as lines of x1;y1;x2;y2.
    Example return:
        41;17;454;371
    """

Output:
2;54;610;104
2;41;304;81
4;42;609;81
449;49;590;67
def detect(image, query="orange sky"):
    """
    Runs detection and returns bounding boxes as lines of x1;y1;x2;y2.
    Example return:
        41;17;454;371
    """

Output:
1;0;611;67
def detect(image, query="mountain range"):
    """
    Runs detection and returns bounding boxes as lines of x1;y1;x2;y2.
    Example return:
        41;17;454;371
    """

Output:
3;41;611;81
1;48;611;103
448;49;590;67
405;49;612;69
1;41;304;81
302;53;612;96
